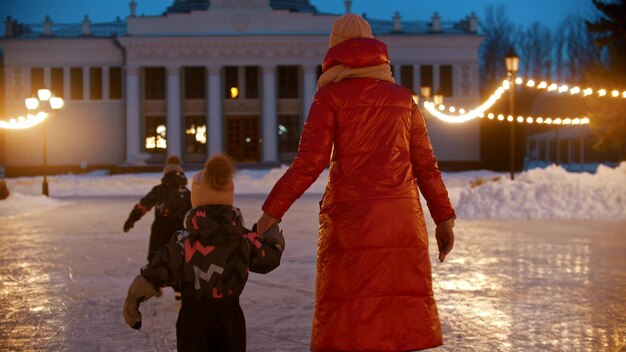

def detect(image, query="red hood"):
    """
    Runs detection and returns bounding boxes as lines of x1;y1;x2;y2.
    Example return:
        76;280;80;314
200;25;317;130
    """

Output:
322;37;390;72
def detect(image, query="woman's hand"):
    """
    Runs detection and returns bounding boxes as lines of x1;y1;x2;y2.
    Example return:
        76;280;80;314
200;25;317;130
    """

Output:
435;218;455;263
256;211;280;237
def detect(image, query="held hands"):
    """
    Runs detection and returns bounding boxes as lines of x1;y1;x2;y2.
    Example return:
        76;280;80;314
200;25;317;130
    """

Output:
255;211;280;239
435;218;455;263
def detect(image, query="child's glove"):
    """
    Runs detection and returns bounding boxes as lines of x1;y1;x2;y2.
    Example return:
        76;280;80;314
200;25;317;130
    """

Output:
123;208;143;233
123;219;134;233
261;224;285;252
123;275;157;329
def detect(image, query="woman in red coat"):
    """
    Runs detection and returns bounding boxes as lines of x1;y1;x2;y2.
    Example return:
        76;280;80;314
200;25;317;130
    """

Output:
257;13;456;352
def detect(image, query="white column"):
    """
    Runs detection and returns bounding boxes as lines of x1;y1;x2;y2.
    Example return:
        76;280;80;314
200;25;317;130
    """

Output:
302;64;317;128
102;66;110;100
166;65;182;158
433;64;440;93
207;65;223;156
43;67;51;89
393;64;401;83
125;66;141;164
261;65;278;162
413;64;420;92
83;66;90;101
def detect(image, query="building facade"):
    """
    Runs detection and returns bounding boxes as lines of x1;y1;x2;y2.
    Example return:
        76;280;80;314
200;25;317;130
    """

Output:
1;0;482;176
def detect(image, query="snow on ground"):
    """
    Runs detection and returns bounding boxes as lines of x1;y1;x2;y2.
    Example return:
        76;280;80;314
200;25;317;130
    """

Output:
1;163;625;220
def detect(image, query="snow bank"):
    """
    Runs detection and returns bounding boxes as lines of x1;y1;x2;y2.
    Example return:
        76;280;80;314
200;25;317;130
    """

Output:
1;163;624;220
455;163;626;220
0;192;62;217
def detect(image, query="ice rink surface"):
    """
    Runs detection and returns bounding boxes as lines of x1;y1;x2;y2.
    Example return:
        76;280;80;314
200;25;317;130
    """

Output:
1;194;625;351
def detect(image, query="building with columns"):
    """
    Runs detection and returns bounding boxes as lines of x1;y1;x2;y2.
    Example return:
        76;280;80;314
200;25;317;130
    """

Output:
0;0;482;176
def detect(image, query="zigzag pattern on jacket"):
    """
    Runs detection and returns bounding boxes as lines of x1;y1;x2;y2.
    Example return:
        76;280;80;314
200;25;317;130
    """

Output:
141;205;283;300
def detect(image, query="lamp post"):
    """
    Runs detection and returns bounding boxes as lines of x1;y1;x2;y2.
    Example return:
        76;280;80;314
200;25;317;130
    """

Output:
505;48;519;180
25;88;64;196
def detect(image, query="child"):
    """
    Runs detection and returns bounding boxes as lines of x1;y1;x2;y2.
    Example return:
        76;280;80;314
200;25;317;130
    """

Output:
123;153;285;352
123;155;192;264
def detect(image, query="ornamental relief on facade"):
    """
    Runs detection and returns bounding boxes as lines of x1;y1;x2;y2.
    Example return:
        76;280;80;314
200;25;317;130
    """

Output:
211;0;271;10
126;45;325;63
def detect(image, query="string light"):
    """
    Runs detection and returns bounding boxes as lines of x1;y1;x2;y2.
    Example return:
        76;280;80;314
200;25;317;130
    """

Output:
482;115;590;125
514;77;624;98
0;112;48;129
422;75;621;124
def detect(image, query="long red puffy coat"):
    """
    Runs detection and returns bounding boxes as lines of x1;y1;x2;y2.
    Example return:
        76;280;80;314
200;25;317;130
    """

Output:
263;37;455;351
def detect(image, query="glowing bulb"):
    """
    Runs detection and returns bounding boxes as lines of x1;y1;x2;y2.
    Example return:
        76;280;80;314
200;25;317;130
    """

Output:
548;83;558;91
611;90;619;97
598;89;606;96
507;115;514;122
536;117;544;124
570;87;580;95
583;88;593;96
488;113;495;119
50;97;64;110
537;81;548;89
516;116;523;123
515;77;523;85
37;89;51;101
581;117;590;124
572;118;581;125
554;118;562;124
497;114;504;121
25;97;40;110
558;85;568;93
449;106;456;113
622;91;626;98
563;118;572;124
438;105;446;111
545;118;553;124
230;87;239;99
460;108;466;115
526;80;535;87
526;117;533;124
503;80;510;89
156;125;166;135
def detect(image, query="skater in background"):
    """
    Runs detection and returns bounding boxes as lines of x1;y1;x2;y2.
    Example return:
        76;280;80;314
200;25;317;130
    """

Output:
256;14;456;352
123;155;192;264
123;153;285;352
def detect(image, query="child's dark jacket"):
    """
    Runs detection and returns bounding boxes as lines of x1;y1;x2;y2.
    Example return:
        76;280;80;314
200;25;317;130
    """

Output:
140;205;284;300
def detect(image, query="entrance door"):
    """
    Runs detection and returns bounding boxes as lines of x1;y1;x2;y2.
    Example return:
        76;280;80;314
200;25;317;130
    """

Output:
226;115;259;162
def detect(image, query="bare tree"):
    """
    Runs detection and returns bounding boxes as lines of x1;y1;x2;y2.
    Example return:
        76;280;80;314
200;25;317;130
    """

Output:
479;5;518;95
518;22;553;79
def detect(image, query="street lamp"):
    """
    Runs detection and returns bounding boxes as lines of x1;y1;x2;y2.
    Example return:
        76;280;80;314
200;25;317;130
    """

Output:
505;48;519;180
25;88;64;196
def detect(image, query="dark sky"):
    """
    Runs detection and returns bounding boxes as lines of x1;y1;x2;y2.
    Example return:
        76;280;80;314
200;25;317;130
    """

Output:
0;0;595;29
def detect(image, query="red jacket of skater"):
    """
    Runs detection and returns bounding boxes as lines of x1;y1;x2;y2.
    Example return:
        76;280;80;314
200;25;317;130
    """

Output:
262;14;456;352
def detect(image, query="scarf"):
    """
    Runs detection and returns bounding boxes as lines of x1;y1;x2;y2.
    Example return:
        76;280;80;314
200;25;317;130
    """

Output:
317;63;395;89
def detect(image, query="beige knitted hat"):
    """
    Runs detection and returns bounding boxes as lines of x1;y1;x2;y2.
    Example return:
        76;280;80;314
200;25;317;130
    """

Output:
329;13;373;48
191;153;235;207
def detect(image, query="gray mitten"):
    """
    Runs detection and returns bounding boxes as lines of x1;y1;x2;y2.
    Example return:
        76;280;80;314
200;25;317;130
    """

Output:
123;275;157;329
262;224;285;252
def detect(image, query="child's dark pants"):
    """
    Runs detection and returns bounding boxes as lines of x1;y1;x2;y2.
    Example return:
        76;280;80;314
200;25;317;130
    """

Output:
176;297;246;352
